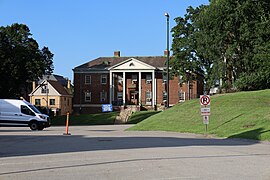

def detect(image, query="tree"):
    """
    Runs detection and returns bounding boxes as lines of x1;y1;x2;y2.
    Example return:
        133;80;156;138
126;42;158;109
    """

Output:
171;6;204;83
0;23;54;98
171;0;270;92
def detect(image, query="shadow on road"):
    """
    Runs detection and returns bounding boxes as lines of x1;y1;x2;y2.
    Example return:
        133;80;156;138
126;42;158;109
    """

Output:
228;128;270;140
0;133;259;158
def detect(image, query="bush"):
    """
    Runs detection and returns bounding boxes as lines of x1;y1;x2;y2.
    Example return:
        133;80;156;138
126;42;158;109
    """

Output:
235;71;270;91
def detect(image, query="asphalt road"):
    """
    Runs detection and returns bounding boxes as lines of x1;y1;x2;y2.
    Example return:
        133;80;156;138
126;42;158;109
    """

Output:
0;125;270;180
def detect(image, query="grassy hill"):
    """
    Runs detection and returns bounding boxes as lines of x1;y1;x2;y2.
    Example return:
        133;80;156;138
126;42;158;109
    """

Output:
128;90;270;141
51;112;118;126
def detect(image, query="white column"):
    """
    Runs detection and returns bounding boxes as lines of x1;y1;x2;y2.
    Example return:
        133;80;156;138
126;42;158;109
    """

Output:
109;71;112;104
123;72;126;105
152;71;155;108
139;71;141;106
112;73;114;102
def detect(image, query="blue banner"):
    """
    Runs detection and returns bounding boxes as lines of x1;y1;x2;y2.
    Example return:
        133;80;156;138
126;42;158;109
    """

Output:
102;104;113;112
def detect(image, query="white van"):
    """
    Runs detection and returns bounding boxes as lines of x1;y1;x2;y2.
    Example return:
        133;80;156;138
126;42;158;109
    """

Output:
0;99;50;130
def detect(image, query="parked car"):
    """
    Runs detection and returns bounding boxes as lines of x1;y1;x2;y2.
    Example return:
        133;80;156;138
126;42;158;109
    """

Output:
0;99;50;130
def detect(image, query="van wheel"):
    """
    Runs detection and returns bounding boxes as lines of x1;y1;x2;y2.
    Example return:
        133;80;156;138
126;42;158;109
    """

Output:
38;125;44;131
30;121;38;131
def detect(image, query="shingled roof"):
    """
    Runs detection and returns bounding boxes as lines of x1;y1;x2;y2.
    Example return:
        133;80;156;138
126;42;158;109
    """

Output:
73;56;169;71
48;80;71;96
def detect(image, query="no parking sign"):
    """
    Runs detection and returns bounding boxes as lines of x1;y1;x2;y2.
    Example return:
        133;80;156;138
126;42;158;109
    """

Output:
200;95;211;135
200;95;211;106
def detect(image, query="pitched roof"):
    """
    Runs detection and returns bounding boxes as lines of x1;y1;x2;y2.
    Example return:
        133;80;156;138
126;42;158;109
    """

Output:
39;74;68;87
47;80;71;96
73;56;169;71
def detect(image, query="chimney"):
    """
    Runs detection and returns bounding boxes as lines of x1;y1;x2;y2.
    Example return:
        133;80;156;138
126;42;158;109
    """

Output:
67;79;71;89
164;50;170;57
114;51;120;57
32;81;36;91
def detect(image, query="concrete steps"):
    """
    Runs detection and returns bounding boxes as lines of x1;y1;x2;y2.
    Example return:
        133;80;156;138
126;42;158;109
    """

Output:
114;106;140;124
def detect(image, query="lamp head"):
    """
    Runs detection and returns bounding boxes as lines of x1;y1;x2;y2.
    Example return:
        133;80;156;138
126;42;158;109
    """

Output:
164;12;169;18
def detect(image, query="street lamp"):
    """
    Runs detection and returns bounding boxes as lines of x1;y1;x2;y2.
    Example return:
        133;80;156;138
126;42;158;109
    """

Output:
165;12;170;108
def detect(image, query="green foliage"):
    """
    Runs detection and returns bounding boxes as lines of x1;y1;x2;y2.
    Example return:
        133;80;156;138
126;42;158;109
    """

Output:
171;0;270;91
128;90;270;141
0;23;54;98
235;71;270;91
51;112;118;126
127;111;160;124
171;6;204;82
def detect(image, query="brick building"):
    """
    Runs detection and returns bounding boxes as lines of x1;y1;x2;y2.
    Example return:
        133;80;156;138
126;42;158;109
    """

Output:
73;51;204;114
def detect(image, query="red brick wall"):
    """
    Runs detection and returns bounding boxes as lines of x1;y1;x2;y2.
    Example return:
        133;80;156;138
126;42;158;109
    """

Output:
73;71;204;114
178;75;204;101
156;72;165;105
73;73;110;114
141;73;152;105
169;76;181;105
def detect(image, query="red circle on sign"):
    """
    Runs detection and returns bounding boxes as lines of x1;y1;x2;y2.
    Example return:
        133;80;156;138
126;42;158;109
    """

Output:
200;96;210;106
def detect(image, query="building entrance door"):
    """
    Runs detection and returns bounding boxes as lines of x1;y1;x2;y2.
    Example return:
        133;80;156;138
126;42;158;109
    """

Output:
129;90;138;105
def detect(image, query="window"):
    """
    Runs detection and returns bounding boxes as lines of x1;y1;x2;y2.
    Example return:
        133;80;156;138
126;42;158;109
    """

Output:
163;91;167;102
85;75;91;84
101;75;107;84
178;75;183;85
35;99;41;106
162;73;167;83
146;91;152;105
100;91;107;102
49;99;55;105
178;91;185;102
146;74;152;84
21;105;35;116
117;92;123;100
131;74;137;84
41;86;49;94
85;92;91;102
118;75;123;85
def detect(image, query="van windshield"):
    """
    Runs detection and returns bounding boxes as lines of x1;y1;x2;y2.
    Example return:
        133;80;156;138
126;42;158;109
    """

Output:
28;105;42;114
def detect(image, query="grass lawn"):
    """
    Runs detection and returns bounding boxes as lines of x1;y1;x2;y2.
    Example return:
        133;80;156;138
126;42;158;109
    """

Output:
51;112;118;126
128;89;270;141
127;111;161;124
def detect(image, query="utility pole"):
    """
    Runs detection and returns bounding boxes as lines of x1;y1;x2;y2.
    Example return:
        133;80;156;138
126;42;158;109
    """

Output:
165;12;170;108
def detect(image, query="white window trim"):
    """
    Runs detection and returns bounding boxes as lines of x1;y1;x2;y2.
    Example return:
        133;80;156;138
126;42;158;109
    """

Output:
146;91;152;98
41;86;49;94
35;99;41;106
100;91;107;102
132;74;137;84
85;75;91;84
163;91;167;102
179;91;185;102
146;74;152;84
118;76;123;85
49;99;56;105
146;91;152;105
117;92;123;100
85;92;91;102
101;75;107;84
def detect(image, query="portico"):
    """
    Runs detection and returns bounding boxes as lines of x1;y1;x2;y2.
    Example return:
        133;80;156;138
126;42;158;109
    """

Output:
108;58;156;108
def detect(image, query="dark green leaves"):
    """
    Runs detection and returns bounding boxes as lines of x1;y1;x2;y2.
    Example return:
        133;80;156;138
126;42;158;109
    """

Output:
171;0;270;91
0;23;54;98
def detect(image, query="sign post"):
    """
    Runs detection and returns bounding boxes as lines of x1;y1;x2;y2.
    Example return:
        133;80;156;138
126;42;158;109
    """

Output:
200;95;211;136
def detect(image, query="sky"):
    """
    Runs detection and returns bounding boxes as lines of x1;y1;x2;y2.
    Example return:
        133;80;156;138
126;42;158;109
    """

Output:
0;0;209;82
